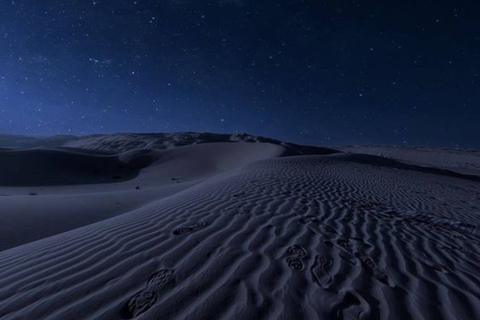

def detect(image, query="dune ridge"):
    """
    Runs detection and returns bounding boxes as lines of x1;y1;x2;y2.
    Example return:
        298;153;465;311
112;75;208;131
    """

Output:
0;132;339;156
1;149;480;319
340;145;480;177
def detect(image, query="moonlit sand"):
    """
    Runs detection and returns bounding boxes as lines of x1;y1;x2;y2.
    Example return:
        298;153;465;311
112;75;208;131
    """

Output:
1;133;480;320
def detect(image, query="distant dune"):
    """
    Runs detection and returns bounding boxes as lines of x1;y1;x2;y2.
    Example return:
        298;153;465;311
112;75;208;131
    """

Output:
0;133;479;320
340;145;480;177
0;132;338;156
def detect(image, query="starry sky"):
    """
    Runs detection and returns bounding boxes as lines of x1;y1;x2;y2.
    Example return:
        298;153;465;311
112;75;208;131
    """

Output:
0;0;479;147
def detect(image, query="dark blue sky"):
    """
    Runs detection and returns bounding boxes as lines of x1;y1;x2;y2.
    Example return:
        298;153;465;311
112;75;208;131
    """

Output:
0;0;479;147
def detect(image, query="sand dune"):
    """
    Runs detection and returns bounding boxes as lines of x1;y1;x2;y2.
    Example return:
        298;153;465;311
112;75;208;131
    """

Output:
0;143;285;252
0;136;480;319
340;145;480;177
0;132;339;156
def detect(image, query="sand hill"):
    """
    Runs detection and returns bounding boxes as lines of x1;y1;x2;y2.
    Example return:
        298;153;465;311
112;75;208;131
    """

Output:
0;133;479;320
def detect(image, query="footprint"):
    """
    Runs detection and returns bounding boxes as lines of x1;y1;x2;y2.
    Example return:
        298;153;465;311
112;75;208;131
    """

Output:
355;252;393;287
337;239;351;250
356;201;380;210
325;240;357;266
338;250;357;266
334;291;369;320
322;224;338;236
173;222;208;235
286;257;305;271
195;222;208;228
173;227;194;235
298;215;318;225
311;255;333;289
122;290;157;319
350;240;373;252
287;245;307;257
148;269;174;286
232;192;246;198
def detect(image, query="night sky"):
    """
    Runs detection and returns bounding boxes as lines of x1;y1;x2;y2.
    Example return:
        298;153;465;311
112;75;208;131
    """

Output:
0;0;479;147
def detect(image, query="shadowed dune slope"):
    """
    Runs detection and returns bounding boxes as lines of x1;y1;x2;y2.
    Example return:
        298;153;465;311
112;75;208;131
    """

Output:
0;153;480;320
0;148;152;186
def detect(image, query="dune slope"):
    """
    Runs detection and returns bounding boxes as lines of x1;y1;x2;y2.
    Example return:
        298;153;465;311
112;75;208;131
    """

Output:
1;152;480;320
0;148;148;186
0;143;284;252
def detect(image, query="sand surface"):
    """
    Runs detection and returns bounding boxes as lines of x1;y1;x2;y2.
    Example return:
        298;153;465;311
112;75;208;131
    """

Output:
340;145;480;177
1;136;480;320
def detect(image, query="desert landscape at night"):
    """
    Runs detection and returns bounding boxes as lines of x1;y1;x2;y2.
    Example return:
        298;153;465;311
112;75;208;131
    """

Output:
0;133;479;319
2;0;479;319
